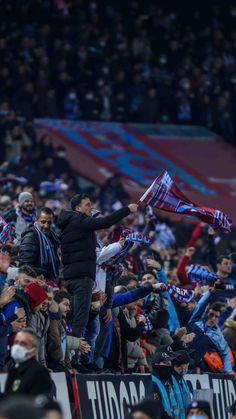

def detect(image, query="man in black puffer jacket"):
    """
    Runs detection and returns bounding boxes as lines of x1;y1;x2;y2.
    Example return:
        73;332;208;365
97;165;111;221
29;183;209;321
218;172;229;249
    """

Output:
57;193;138;338
19;207;60;280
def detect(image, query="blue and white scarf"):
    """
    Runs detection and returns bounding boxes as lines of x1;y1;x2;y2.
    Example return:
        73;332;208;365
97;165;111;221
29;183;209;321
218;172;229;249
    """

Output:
34;223;60;279
18;207;37;223
186;264;219;284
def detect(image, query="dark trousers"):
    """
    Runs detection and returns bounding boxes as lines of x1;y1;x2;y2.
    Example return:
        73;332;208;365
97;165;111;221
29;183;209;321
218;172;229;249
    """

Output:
66;277;94;338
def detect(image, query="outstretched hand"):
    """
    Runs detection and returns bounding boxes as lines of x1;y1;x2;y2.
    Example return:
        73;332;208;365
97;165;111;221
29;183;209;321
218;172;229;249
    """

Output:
0;252;11;273
128;204;138;213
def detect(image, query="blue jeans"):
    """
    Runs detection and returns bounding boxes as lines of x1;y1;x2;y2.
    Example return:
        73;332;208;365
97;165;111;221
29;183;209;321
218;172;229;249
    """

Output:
80;313;100;364
66;277;94;338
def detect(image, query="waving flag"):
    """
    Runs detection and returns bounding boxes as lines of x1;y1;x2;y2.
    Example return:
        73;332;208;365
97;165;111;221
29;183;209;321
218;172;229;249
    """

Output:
138;171;231;232
0;215;15;244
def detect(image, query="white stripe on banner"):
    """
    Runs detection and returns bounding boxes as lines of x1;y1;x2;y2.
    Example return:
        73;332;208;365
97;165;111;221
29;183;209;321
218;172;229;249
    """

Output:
139;178;157;202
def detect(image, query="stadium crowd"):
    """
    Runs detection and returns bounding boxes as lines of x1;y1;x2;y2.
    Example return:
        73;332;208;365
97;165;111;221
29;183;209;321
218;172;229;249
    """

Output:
1;1;236;418
0;121;235;418
1;0;236;144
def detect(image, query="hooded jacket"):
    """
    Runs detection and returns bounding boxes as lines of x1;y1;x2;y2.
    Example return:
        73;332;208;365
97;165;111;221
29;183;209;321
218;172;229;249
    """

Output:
57;206;130;281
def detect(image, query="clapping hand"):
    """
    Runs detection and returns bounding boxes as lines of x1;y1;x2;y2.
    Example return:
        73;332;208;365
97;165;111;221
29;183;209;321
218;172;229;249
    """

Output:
0;286;15;307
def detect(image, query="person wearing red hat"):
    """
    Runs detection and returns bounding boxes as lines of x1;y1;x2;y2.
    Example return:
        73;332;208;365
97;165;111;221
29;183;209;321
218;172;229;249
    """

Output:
25;282;48;312
25;282;49;366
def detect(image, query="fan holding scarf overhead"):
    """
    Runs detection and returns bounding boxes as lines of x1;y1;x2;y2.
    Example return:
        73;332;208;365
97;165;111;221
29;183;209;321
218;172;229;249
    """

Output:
138;170;232;233
19;207;60;280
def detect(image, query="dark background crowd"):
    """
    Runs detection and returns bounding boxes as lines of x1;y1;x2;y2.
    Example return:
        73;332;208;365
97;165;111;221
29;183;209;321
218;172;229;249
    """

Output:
1;0;236;144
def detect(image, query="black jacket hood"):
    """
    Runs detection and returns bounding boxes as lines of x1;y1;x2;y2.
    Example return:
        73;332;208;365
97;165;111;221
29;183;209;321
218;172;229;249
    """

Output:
57;209;76;230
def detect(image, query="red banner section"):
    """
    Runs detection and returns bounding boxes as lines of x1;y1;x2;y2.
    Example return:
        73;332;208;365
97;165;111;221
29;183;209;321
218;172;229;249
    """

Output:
36;120;236;224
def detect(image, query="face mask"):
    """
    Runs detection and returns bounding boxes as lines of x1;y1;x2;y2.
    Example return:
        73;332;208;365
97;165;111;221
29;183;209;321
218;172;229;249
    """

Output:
11;344;33;363
155;365;173;381
189;416;206;419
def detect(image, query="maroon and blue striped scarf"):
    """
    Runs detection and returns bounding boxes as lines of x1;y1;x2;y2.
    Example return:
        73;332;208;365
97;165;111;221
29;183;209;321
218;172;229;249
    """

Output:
139;170;231;233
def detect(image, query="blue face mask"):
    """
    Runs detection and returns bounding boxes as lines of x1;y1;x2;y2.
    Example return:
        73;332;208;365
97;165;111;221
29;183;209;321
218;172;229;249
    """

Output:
189;416;207;419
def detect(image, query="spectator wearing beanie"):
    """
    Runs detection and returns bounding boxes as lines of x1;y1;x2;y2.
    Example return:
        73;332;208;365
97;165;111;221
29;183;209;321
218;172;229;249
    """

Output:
25;282;49;366
3;191;36;245
25;282;48;313
186;400;213;419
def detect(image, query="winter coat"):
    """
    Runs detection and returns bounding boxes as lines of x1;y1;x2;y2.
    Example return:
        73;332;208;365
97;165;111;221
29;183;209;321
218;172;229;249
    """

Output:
57;207;130;281
29;311;50;366
5;357;51;397
222;319;236;351
47;318;71;370
124;308;147;370
105;309;145;372
18;226;60;279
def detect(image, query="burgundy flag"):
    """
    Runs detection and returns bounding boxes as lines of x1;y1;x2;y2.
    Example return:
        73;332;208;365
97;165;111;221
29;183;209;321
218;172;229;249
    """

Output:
138;171;231;233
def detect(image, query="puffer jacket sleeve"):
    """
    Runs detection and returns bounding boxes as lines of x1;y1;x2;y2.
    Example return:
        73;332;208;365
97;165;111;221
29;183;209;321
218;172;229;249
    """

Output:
80;207;130;231
18;229;39;267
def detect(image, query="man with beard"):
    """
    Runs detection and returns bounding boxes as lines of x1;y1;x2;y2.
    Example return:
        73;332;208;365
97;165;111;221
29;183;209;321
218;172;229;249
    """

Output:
19;207;60;280
3;192;36;244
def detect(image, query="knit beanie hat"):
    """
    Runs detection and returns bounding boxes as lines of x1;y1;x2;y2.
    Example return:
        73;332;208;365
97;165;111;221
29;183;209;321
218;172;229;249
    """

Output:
18;192;33;206
25;282;48;310
186;400;213;419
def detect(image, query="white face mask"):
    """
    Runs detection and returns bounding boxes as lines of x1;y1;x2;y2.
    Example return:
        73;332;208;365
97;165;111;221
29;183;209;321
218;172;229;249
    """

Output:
11;344;34;363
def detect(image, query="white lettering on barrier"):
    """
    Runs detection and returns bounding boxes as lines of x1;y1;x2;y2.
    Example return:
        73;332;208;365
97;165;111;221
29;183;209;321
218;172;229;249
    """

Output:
212;378;222;419
186;374;236;419
228;380;236;416
85;378;147;419
107;381;121;419
95;381;103;418
185;373;210;390
119;381;131;419
102;381;110;418
87;381;98;419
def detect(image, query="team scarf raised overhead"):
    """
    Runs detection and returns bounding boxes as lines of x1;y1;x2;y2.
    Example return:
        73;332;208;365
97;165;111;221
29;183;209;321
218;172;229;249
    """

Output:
33;224;60;279
0;215;15;244
166;283;194;303
186;264;219;285
139;171;232;233
101;228;151;273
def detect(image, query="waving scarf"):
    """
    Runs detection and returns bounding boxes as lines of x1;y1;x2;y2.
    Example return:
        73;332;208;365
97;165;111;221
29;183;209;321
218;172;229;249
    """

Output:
0;215;15;244
186;264;219;285
139;170;231;233
101;228;150;273
167;283;194;303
